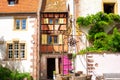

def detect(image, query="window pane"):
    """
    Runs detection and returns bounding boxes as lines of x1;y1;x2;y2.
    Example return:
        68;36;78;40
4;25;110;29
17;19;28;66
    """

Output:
8;44;13;58
104;3;115;14
16;19;20;29
9;0;15;5
14;42;19;58
8;51;13;58
14;51;19;58
20;44;25;58
55;19;59;24
54;36;58;43
14;42;19;49
49;19;53;24
48;36;52;44
22;19;26;29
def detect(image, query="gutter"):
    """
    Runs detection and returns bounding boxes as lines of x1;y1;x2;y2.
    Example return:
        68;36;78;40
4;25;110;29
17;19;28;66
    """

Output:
0;12;37;14
0;12;37;16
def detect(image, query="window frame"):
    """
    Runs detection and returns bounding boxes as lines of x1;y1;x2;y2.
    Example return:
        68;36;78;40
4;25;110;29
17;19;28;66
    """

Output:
14;18;27;30
103;3;115;14
102;0;118;14
47;35;58;44
7;41;26;60
8;0;18;6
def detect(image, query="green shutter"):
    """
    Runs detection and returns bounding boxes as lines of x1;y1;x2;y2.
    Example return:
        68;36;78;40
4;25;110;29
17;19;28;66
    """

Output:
59;34;63;44
42;34;47;44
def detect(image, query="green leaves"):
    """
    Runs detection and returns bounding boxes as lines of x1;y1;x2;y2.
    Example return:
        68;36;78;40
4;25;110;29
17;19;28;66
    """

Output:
0;65;31;80
110;28;120;52
77;12;120;54
76;12;117;27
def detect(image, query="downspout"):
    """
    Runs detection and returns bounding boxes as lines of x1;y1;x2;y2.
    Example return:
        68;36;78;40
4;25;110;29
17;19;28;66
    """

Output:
37;0;43;79
71;0;76;73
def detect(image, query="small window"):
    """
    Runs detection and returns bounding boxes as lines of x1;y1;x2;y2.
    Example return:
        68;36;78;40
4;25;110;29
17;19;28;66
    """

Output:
15;18;26;30
7;41;26;60
55;19;59;24
49;19;53;24
104;3;115;14
8;0;17;5
48;35;58;44
54;36;58;43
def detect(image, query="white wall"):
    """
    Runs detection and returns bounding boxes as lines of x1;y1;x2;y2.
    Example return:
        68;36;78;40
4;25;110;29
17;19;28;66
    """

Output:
79;0;103;17
76;54;120;79
0;16;36;73
75;0;120;17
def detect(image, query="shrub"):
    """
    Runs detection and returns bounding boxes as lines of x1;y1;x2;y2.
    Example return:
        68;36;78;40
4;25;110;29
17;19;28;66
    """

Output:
0;65;31;80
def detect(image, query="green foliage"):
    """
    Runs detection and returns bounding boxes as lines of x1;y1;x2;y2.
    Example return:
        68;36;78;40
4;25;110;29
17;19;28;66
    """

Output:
77;12;120;54
93;32;109;50
88;23;105;42
108;13;120;22
0;65;31;80
0;65;12;80
110;28;120;52
76;12;114;27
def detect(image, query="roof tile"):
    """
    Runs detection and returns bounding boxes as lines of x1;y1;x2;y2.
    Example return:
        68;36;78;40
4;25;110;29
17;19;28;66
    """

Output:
41;0;67;12
0;0;39;13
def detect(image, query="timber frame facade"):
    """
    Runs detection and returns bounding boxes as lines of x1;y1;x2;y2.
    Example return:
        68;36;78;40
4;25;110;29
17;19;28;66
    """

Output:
39;12;70;79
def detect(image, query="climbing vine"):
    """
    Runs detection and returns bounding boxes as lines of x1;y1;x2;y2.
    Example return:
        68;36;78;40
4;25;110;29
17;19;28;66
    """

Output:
76;12;120;54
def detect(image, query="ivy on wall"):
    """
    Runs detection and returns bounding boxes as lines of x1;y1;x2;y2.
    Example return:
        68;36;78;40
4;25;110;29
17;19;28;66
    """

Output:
76;12;120;54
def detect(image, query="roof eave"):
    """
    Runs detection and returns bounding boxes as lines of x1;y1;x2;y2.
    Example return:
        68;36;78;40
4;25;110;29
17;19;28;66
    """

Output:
0;12;37;14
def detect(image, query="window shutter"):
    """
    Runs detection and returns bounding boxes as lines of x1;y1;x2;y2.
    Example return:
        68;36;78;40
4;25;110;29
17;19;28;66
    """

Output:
59;18;64;24
59;34;63;44
44;18;48;24
42;34;47;44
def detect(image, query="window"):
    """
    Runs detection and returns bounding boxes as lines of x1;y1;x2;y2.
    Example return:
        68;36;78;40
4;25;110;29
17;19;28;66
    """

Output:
48;35;58;44
8;0;18;5
55;19;59;24
49;19;53;24
104;3;115;14
41;34;63;45
7;41;26;59
15;18;26;30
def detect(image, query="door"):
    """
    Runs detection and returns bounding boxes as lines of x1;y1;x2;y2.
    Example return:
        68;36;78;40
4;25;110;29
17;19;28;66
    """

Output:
47;58;55;79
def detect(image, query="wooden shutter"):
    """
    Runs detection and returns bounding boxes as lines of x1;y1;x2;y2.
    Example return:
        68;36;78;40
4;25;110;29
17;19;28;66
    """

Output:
44;18;48;24
59;18;64;24
59;34;63;44
42;34;47;44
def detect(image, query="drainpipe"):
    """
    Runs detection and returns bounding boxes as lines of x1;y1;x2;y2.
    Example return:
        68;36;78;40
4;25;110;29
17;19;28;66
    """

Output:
37;0;43;79
72;0;76;73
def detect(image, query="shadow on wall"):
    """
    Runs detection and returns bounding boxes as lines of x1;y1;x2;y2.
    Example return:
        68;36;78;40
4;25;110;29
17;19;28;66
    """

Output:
0;36;25;72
